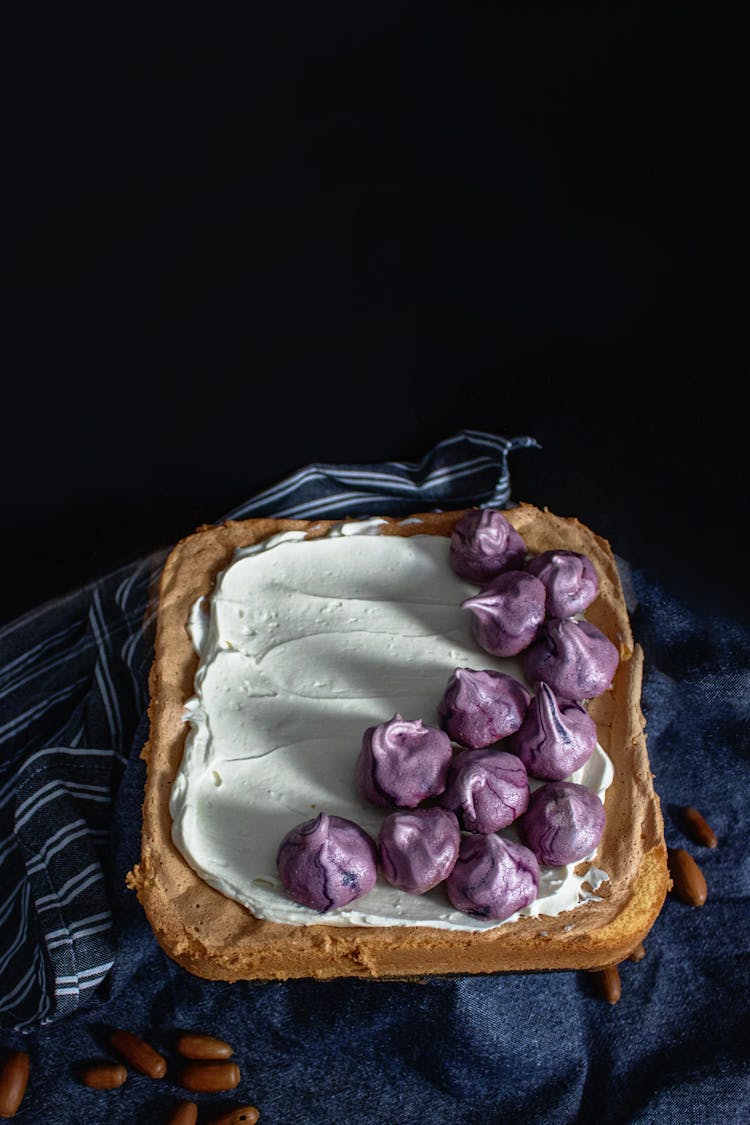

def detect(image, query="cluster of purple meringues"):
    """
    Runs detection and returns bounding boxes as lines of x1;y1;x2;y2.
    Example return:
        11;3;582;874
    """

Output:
276;509;617;922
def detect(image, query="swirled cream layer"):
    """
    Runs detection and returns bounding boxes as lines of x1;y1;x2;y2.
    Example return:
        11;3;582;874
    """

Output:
170;520;613;931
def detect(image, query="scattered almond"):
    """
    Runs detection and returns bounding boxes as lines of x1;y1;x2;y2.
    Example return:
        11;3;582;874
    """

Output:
627;941;646;962
207;1106;260;1125
668;847;708;906
177;1061;241;1094
109;1028;167;1079
681;806;718;848
596;964;621;1004
80;1063;128;1090
176;1033;234;1060
166;1100;199;1125
0;1050;30;1118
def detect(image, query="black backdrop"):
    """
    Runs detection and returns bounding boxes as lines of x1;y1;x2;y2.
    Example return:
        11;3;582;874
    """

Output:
2;5;748;627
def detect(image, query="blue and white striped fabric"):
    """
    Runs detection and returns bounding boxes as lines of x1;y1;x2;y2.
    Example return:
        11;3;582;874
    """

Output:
0;429;538;1032
222;430;538;521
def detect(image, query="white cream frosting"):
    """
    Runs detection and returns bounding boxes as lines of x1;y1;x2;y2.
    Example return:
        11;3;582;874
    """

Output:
170;519;613;931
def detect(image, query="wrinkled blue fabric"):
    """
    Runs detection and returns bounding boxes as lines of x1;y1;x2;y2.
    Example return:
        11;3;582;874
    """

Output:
1;454;749;1124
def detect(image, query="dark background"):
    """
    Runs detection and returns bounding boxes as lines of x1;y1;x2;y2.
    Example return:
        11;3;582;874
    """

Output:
1;5;748;627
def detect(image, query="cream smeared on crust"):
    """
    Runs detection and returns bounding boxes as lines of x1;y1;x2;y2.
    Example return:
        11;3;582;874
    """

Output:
170;521;613;930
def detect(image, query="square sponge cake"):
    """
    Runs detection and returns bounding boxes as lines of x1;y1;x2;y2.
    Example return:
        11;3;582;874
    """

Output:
128;504;669;981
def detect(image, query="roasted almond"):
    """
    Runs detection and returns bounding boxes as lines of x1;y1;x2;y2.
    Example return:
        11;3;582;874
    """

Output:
681;806;718;848
109;1028;167;1079
668;847;708;906
627;941;646;963
80;1063;128;1089
167;1100;199;1125
177;1061;241;1094
176;1033;234;1060
596;964;621;1004
207;1107;260;1125
0;1050;30;1118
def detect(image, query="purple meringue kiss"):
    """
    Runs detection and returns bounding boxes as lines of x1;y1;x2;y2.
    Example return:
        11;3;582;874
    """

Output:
450;508;528;584
440;747;529;832
445;832;540;921
518;781;606;866
526;549;600;618
378;807;461;894
356;713;453;808
522;618;619;701
277;813;378;911
461;570;546;657
437;668;531;749
507;681;598;780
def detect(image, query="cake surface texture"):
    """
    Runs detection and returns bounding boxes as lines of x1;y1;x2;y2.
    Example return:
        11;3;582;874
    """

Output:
128;504;669;981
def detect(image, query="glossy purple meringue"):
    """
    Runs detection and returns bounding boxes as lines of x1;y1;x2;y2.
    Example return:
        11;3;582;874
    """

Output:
445;832;540;921
440;747;529;832
356;713;453;808
522;618;619;701
461;570;546;657
276;813;378;911
437;668;531;749
450;508;528;584
507;681;598;780
526;549;600;618
378;807;461;894
518;781;606;866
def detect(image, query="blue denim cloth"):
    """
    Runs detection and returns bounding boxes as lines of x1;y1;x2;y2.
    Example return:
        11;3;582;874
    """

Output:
2;433;748;1123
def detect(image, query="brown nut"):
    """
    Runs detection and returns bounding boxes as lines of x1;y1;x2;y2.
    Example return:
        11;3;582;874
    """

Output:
668;847;708;906
176;1033;234;1060
177;1061;241;1094
0;1050;30;1118
681;806;718;848
596;964;621;1004
207;1107;260;1125
109;1028;167;1079
80;1063;128;1089
167;1100;199;1125
627;941;647;963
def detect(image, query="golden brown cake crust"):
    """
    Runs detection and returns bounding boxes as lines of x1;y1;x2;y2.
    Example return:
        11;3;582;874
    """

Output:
127;504;669;980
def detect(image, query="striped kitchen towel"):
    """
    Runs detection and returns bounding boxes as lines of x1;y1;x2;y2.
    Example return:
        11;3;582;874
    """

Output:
0;429;538;1032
